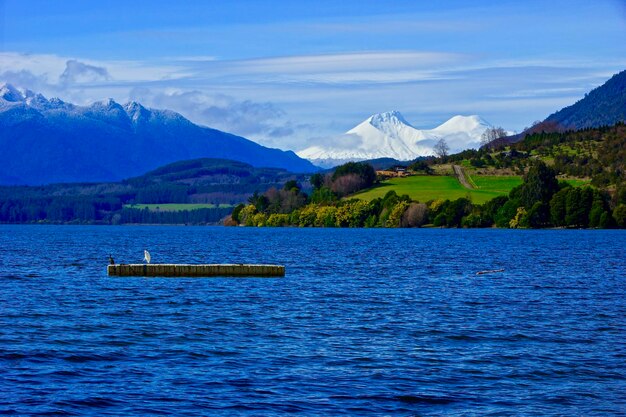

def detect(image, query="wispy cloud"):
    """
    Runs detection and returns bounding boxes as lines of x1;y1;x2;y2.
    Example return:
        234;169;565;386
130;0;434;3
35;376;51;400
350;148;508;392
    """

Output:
488;87;588;99
240;51;465;72
129;87;300;145
0;52;188;85
244;52;468;84
300;17;480;34
1;50;623;150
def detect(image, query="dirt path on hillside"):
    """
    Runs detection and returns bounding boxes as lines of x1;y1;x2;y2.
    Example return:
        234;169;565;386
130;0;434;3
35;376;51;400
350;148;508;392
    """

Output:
452;164;475;189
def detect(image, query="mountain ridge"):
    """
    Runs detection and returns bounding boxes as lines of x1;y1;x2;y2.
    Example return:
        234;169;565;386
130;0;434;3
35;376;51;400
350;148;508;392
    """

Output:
0;84;317;185
491;69;626;146
297;111;495;168
544;69;626;129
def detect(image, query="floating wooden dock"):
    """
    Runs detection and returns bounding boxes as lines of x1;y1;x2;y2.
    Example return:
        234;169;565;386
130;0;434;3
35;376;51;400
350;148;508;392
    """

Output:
107;264;285;278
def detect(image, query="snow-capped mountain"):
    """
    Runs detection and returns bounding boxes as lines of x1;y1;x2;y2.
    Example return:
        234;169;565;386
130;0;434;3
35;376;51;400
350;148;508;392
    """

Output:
0;83;317;185
0;83;24;103
297;111;496;168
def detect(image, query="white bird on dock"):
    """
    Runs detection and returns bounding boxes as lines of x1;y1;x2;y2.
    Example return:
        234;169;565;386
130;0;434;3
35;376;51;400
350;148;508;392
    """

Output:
144;250;151;264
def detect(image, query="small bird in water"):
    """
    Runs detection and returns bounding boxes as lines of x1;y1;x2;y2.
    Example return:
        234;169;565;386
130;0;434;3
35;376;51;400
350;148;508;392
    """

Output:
143;250;151;264
109;255;115;265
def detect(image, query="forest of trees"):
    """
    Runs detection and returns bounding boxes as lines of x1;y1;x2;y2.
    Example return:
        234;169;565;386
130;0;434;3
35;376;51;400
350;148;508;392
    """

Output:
0;191;232;225
445;123;626;188
229;160;626;229
120;206;232;225
0;158;304;224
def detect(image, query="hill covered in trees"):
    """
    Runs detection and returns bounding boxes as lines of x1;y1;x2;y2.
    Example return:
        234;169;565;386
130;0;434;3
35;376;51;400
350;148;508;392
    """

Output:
543;69;626;129
0;158;307;224
489;69;625;145
453;123;626;190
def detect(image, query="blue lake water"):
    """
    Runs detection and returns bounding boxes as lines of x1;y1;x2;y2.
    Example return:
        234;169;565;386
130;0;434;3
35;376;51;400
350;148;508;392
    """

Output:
1;225;625;416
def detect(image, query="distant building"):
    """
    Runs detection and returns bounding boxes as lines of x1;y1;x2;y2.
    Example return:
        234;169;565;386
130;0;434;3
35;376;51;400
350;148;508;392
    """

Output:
376;166;409;178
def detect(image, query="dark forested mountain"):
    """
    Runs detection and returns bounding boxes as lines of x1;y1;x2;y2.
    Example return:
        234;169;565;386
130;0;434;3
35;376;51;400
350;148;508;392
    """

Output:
124;158;309;203
0;84;317;185
358;157;411;170
488;70;626;147
544;69;626;129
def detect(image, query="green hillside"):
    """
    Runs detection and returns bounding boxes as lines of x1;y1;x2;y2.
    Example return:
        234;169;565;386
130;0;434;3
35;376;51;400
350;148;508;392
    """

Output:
352;174;592;204
443;123;624;188
353;175;522;204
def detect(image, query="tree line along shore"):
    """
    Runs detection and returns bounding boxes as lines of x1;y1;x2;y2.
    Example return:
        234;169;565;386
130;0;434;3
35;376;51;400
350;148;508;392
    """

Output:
228;161;624;229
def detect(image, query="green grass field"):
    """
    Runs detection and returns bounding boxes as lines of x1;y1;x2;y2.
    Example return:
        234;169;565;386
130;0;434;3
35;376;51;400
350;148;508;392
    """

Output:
353;175;523;204
563;178;591;187
125;203;234;212
472;175;523;194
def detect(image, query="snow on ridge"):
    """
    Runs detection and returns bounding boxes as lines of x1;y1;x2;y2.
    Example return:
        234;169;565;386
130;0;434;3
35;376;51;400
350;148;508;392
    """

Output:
432;115;489;133
90;98;123;109
123;101;150;122
298;112;498;168
368;110;413;129
0;83;26;103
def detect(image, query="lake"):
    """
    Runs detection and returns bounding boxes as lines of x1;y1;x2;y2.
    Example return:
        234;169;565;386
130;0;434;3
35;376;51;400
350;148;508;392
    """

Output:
1;225;625;416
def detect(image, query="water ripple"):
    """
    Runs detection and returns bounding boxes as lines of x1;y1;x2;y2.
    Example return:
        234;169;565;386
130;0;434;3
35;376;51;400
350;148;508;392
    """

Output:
1;226;625;416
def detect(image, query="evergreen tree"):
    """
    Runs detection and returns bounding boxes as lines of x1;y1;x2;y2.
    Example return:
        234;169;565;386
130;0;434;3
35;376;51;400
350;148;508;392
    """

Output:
518;161;560;208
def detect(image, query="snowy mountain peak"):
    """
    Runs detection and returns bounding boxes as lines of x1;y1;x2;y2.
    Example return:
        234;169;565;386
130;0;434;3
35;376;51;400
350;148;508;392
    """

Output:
87;98;128;120
25;93;50;109
0;84;70;112
433;115;489;133
123;101;149;122
368;111;412;129
124;101;142;110
0;83;25;102
298;112;500;168
92;98;120;108
48;97;69;107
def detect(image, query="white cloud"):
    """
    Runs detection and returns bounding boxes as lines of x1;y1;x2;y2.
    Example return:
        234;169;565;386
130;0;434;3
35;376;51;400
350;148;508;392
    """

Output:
0;69;48;91
59;60;111;85
300;133;363;151
0;52;69;85
0;52;188;85
129;88;297;145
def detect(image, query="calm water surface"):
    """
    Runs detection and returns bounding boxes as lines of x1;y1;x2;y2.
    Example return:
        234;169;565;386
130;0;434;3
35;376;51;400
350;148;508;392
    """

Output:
1;225;625;416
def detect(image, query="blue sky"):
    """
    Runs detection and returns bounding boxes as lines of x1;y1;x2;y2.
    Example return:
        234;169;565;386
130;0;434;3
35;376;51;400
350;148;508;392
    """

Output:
1;0;625;150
